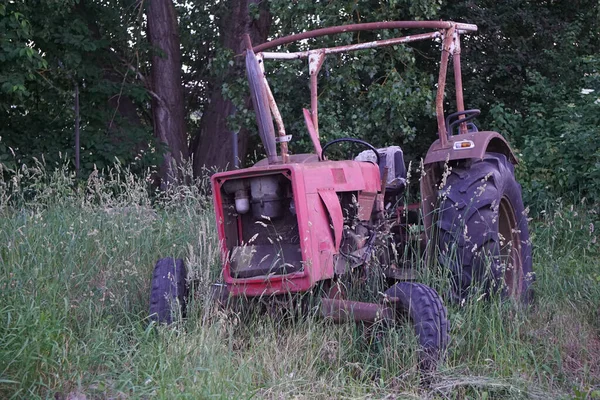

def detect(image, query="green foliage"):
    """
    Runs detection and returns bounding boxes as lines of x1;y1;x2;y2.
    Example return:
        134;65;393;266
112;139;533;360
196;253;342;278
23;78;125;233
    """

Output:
0;0;158;178
489;57;600;205
441;1;600;206
0;5;48;99
223;0;442;163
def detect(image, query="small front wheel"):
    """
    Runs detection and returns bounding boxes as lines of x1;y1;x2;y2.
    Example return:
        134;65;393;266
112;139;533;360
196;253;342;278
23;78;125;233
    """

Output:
385;282;450;370
149;258;188;324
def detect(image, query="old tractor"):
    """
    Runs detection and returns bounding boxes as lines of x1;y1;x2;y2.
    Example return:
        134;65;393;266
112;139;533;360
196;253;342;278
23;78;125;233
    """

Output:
149;21;534;366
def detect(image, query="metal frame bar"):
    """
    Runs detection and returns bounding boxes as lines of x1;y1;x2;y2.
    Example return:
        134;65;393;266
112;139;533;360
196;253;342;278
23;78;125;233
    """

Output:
252;21;476;53
308;52;325;136
261;31;441;60
245;21;477;157
256;53;290;162
452;30;467;135
435;26;454;147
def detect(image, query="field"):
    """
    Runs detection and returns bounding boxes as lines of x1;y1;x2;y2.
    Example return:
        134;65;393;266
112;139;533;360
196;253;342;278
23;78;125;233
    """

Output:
1;164;599;399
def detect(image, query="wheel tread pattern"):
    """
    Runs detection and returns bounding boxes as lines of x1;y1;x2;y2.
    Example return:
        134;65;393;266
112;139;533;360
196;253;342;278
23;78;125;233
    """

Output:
385;282;450;369
149;258;188;324
437;152;534;302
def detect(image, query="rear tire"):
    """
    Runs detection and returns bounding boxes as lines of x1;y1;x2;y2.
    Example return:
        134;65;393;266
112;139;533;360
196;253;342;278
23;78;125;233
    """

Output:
437;152;534;302
384;282;450;371
149;258;188;324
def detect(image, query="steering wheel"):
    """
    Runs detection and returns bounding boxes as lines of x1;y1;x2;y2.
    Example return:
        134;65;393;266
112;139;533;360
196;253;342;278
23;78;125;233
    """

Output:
321;138;380;165
445;109;481;136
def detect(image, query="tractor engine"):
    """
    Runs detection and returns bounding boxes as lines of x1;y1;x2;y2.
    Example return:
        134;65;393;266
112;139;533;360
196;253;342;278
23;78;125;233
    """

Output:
211;156;385;297
218;171;301;279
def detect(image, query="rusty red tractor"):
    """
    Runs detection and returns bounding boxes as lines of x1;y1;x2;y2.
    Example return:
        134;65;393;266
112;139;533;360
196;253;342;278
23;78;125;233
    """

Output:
149;21;534;366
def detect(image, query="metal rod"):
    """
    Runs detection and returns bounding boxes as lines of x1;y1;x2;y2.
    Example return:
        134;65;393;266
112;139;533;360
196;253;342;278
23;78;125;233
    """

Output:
310;74;318;136
264;81;289;163
232;130;239;168
452;32;467;135
435;26;455;147
244;34;278;164
320;298;394;324
309;52;325;137
256;53;289;163
236;215;243;244
261;31;441;60
252;21;476;53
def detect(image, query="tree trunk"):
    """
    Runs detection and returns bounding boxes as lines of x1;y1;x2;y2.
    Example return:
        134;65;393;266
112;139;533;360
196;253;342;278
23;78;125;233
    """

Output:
192;0;270;174
146;0;188;185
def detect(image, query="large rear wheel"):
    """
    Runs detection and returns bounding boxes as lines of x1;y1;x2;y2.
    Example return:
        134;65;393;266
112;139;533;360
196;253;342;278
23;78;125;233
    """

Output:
437;152;534;302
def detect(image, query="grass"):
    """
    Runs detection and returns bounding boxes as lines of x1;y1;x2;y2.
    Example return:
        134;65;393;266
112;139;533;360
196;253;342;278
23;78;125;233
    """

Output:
0;163;599;399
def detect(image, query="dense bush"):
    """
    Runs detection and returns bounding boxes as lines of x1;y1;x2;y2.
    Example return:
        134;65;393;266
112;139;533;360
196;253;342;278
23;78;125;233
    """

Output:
490;57;600;205
441;1;600;207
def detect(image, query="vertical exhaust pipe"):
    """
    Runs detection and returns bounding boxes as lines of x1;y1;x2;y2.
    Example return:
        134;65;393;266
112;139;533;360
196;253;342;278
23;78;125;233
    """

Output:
244;34;278;164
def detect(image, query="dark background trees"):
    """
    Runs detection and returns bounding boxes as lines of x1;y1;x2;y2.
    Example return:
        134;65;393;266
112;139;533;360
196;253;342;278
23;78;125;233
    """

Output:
439;0;600;203
191;0;271;174
146;0;188;184
1;0;598;202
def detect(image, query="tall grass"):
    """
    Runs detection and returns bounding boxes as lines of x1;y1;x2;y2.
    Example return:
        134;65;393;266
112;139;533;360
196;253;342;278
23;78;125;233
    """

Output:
0;162;599;399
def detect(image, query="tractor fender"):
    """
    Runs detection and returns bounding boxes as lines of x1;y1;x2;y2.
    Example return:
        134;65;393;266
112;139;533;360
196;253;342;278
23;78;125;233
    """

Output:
423;131;518;166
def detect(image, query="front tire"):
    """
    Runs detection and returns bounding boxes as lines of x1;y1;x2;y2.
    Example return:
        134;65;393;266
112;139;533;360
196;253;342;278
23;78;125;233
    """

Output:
385;282;450;370
149;258;188;324
437;152;534;302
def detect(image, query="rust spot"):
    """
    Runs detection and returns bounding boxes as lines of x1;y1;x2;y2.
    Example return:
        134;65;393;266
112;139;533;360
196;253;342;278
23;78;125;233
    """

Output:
331;168;346;184
357;191;377;221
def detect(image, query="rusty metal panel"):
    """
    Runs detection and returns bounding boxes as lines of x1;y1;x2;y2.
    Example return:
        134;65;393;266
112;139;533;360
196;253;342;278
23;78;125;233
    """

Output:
331;168;347;184
253;153;319;167
302;161;381;194
303;108;323;159
318;188;343;251
244;36;277;164
357;191;377;221
229;244;303;279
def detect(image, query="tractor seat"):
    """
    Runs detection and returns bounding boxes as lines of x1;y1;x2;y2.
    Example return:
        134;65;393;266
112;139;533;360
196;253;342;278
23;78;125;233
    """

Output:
355;146;407;192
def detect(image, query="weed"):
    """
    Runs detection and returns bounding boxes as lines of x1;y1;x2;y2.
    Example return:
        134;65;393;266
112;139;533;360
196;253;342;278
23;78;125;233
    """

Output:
0;162;598;398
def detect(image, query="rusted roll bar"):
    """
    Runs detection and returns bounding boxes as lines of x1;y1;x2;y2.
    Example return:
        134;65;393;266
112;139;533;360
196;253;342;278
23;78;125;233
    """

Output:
244;21;478;156
252;21;477;53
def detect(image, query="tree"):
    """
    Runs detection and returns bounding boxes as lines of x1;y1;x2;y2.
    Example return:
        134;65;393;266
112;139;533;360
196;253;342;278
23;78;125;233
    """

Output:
2;0;598;202
191;0;271;174
146;0;188;184
439;0;600;120
222;0;443;164
439;0;600;204
0;0;156;175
